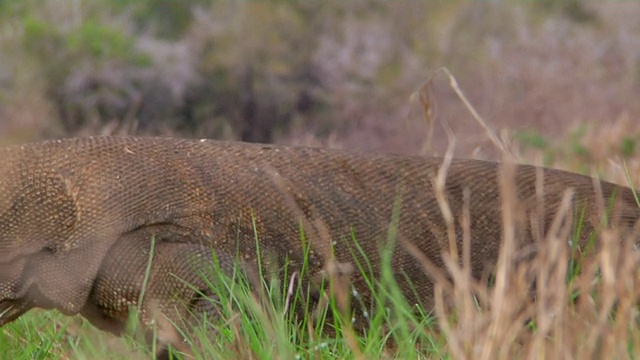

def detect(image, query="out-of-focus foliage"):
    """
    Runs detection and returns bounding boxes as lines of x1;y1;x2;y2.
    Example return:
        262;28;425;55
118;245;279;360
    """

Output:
110;0;211;39
183;2;326;142
20;14;151;135
0;0;639;164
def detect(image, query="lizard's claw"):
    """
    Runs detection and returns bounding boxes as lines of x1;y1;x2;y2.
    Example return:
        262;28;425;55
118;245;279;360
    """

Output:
0;300;29;326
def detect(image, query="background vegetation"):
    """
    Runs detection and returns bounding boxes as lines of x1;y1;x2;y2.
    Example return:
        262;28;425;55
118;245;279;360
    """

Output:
0;1;638;176
1;1;640;358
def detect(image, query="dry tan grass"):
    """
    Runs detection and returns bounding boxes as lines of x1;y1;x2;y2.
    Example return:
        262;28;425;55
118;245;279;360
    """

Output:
426;170;640;359
409;70;640;359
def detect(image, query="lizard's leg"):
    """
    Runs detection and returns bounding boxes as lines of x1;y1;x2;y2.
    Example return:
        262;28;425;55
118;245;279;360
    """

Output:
81;226;239;357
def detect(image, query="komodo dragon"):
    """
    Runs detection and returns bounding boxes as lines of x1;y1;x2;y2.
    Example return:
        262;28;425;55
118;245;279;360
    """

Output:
0;136;638;352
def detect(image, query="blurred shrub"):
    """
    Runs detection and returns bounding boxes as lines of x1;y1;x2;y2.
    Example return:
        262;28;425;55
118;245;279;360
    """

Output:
21;12;152;135
178;2;325;142
534;0;599;24
1;0;639;159
8;1;332;142
110;0;211;40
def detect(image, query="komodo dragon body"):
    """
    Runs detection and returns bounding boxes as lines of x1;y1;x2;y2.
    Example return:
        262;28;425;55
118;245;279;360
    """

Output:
0;136;638;347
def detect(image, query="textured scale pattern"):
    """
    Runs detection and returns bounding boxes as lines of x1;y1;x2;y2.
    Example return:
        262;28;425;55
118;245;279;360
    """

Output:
0;136;638;352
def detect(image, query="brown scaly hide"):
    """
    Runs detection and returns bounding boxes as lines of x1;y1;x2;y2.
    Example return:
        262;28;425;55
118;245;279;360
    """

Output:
0;136;638;352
